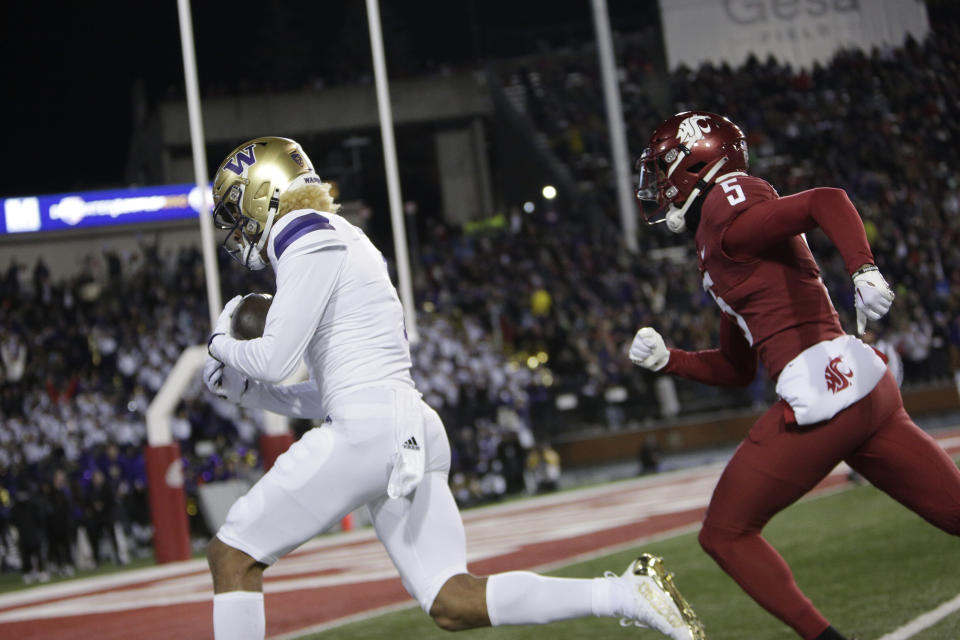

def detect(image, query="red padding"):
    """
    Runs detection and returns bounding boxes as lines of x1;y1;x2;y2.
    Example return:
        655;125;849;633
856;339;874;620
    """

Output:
259;432;295;472
145;444;191;563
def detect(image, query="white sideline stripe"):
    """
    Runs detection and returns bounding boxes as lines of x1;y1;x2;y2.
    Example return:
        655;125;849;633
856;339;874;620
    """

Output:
875;593;960;640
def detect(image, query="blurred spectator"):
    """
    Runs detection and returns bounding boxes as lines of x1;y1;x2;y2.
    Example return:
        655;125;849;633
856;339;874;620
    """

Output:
11;482;48;584
83;469;120;566
1;331;27;384
526;443;561;494
496;432;528;495
638;435;662;475
45;469;77;577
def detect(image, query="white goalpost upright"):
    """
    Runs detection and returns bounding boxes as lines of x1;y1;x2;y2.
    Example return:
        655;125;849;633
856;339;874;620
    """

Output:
148;0;301;564
140;0;223;565
590;0;638;253
365;0;420;343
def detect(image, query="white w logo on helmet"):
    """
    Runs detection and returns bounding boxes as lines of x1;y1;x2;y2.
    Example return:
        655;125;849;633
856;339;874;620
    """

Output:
676;114;712;148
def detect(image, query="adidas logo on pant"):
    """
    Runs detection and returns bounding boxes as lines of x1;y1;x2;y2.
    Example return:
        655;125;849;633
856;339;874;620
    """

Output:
402;436;420;450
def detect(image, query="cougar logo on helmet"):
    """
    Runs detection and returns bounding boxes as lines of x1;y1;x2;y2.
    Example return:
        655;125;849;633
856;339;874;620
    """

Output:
677;114;712;148
223;144;257;176
636;111;749;232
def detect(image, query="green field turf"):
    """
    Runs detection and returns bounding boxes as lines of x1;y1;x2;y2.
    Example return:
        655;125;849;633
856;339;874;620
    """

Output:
300;483;960;640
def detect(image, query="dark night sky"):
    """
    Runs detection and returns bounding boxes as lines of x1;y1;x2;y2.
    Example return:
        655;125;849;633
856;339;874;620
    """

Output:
1;1;653;199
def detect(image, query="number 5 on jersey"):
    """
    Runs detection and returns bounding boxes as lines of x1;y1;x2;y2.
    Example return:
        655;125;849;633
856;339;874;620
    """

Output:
719;177;745;206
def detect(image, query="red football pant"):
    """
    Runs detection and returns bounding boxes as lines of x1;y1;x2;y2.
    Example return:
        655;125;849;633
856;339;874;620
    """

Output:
698;371;960;639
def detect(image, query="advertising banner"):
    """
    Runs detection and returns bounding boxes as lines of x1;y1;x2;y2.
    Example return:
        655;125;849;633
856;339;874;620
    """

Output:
1;183;208;235
659;0;930;70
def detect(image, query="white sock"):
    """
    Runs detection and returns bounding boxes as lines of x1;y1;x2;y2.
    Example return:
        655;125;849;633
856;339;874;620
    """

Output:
592;575;634;618
486;571;613;626
213;591;265;640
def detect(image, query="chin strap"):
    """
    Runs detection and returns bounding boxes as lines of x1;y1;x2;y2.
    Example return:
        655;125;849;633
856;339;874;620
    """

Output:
244;187;282;270
665;157;730;234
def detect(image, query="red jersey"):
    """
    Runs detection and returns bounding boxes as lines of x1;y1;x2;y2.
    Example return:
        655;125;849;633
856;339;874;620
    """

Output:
665;173;875;382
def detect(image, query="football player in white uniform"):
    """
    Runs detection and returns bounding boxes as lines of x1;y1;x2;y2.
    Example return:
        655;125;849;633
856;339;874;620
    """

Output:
202;137;704;640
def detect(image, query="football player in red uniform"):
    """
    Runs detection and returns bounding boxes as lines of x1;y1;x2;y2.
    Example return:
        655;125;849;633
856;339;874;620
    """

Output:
630;111;960;640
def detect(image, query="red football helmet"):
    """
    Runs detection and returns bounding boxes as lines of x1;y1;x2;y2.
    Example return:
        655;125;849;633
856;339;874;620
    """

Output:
636;111;748;231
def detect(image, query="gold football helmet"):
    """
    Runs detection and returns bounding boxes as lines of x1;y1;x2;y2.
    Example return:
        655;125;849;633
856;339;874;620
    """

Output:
212;136;316;269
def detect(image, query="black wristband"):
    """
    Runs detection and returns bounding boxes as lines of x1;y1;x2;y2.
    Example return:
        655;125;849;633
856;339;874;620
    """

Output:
852;264;878;278
207;332;225;356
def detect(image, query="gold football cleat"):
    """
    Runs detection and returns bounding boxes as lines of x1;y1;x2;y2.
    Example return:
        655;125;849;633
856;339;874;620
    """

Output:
625;553;706;639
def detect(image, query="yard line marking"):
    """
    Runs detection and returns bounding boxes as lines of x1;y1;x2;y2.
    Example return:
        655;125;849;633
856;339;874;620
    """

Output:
876;593;960;640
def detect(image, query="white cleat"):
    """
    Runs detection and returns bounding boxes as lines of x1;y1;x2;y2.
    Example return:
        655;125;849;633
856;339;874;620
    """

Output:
610;553;706;640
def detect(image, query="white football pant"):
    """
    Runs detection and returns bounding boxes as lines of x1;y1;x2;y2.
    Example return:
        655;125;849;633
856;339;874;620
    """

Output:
216;386;467;612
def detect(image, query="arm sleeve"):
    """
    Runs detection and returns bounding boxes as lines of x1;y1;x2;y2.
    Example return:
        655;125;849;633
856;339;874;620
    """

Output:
240;380;326;419
210;247;347;383
663;315;758;387
723;187;875;274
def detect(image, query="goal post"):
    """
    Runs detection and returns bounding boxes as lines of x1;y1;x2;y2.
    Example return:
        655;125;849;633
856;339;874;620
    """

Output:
145;344;206;563
145;345;301;562
260;411;295;471
144;347;316;563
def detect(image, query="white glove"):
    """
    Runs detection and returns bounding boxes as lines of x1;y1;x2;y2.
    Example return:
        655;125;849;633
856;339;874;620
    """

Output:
214;295;243;335
629;327;669;371
208;295;243;357
202;356;248;402
853;265;894;336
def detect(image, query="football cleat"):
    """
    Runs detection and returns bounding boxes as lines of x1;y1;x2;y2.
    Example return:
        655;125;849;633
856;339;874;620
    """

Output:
610;553;705;639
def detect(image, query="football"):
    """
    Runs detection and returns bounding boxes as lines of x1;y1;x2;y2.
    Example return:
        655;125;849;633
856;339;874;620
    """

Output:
230;293;273;340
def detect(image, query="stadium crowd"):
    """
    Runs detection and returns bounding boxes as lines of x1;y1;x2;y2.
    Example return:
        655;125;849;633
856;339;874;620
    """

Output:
1;12;958;580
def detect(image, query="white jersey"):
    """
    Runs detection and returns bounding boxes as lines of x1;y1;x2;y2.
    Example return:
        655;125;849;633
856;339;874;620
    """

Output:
213;208;414;411
213;212;466;615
